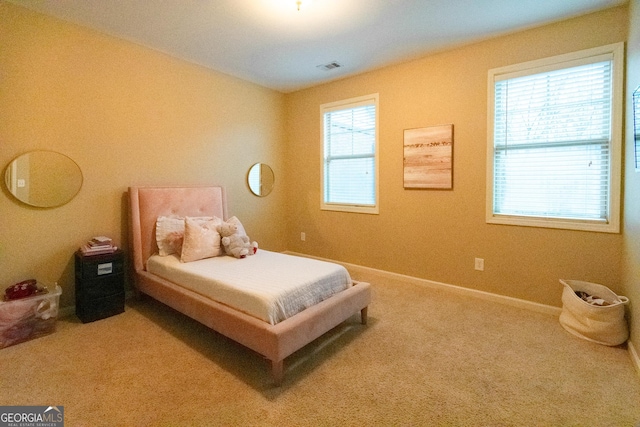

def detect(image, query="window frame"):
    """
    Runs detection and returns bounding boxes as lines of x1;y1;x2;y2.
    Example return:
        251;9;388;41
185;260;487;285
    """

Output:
486;43;624;233
320;93;380;214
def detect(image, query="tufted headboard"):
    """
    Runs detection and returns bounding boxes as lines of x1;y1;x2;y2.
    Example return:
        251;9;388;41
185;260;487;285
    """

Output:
128;186;227;273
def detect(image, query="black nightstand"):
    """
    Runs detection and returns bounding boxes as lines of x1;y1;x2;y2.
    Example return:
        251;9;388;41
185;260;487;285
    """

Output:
75;249;125;323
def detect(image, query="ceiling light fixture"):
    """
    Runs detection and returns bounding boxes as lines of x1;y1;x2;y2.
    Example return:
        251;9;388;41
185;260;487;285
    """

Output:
295;0;311;11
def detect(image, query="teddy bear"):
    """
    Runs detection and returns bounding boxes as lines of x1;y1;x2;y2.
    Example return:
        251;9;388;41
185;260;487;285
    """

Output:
217;220;258;259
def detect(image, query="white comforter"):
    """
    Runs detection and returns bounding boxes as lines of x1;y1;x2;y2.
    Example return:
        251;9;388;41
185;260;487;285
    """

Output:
146;250;352;324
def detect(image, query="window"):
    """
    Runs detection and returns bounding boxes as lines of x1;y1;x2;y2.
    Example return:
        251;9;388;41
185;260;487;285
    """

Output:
486;43;623;233
321;94;379;214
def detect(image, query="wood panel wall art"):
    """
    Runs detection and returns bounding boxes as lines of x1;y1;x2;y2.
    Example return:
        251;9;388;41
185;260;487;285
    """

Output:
403;124;453;189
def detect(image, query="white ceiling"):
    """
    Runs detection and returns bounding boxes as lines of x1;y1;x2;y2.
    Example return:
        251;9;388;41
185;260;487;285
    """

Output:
8;0;627;93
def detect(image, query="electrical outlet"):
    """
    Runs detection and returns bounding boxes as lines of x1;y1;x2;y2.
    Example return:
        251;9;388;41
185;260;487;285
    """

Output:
301;232;306;242
474;258;484;271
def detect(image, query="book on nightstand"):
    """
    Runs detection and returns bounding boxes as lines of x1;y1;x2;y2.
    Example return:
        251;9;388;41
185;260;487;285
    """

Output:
80;236;117;256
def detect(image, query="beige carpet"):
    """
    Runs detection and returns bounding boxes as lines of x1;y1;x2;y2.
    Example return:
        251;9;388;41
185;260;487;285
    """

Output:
1;274;639;426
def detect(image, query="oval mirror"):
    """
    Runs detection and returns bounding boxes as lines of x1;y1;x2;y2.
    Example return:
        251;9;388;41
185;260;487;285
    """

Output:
247;163;275;197
4;150;83;208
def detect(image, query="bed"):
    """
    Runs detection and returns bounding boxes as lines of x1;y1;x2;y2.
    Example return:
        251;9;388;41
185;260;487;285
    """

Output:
128;186;371;385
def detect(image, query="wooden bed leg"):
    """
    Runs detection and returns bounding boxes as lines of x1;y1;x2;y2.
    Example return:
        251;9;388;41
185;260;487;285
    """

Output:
271;360;284;386
361;307;368;325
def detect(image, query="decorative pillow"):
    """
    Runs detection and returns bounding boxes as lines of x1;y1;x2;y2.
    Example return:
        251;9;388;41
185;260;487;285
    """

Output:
180;217;223;263
156;216;185;256
156;215;217;256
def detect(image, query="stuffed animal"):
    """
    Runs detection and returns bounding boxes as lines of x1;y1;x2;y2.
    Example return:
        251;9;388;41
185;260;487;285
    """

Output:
218;220;258;259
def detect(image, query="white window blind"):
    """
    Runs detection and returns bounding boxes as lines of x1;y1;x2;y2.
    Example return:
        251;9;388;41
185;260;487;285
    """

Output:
487;43;623;232
321;94;379;214
634;86;640;171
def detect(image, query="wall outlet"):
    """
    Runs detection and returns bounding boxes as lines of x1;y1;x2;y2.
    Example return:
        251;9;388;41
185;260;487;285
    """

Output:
301;232;306;241
474;258;484;271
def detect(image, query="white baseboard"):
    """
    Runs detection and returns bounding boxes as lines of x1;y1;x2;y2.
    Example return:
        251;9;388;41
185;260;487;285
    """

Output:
284;251;562;317
629;341;640;378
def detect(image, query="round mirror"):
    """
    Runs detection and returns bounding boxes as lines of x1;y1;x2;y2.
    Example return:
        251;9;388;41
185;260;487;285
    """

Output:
247;163;275;197
4;150;83;208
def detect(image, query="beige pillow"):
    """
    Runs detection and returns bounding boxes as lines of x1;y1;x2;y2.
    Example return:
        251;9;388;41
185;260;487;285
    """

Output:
180;217;223;263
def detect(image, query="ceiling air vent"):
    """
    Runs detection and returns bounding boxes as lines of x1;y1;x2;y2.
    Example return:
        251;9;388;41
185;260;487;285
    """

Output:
317;61;342;71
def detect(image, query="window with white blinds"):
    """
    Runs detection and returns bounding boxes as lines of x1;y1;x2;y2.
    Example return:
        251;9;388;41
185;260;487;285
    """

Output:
487;43;623;233
321;94;379;214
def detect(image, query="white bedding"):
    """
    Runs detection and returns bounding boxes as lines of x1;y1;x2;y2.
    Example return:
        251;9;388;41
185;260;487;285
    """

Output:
146;250;352;325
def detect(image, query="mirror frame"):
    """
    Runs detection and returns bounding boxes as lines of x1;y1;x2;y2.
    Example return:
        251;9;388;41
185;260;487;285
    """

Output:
4;150;83;208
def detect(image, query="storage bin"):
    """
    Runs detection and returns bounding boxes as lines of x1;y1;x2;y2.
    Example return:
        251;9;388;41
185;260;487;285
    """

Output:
559;279;629;346
0;285;61;349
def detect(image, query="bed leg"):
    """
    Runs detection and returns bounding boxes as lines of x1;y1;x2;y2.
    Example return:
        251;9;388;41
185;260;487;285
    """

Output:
361;307;368;325
271;360;284;386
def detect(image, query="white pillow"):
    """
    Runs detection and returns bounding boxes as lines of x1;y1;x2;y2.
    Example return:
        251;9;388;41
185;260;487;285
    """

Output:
156;216;185;256
180;217;223;263
156;215;217;256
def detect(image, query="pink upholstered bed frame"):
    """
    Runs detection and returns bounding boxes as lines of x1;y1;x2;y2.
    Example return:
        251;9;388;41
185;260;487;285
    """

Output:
128;186;371;385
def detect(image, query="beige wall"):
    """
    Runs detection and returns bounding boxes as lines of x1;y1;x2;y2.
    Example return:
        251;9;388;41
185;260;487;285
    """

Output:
284;6;628;307
624;0;640;354
0;2;287;307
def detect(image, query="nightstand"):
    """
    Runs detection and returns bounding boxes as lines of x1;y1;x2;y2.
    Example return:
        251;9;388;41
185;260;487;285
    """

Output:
75;249;125;323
